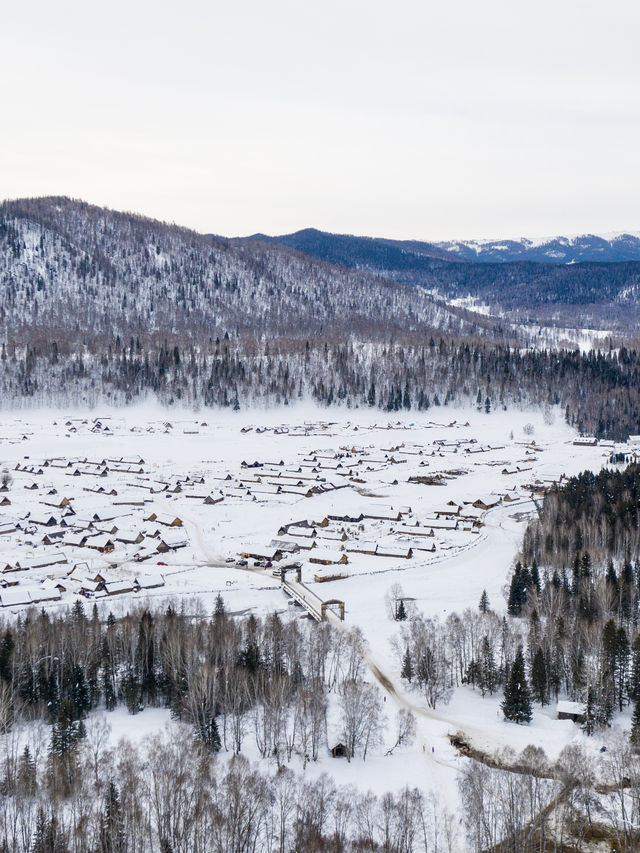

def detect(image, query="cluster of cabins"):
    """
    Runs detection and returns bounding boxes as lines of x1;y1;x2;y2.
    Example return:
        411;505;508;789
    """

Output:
0;452;218;608
574;434;640;467
233;438;541;584
0;565;165;608
61;417;211;436
0;416;593;610
243;495;492;583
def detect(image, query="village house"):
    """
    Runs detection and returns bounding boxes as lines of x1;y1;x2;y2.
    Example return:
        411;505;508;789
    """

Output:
28;511;59;526
41;529;67;545
0;587;34;607
30;586;62;604
135;574;165;590
115;529;145;545
471;495;502;510
84;534;115;554
572;436;598;447
157;529;189;551
309;551;349;566
345;540;378;556
374;545;413;559
145;512;183;527
433;504;461;518
203;491;224;505
105;579;136;596
16;551;67;571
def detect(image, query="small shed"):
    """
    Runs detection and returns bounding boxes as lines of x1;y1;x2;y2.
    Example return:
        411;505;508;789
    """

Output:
330;743;350;758
557;700;585;724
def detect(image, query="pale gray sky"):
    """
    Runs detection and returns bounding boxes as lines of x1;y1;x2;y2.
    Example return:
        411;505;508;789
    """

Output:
2;0;640;240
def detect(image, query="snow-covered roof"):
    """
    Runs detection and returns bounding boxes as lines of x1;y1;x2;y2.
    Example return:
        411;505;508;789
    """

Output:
0;587;33;607
557;700;585;716
135;573;165;589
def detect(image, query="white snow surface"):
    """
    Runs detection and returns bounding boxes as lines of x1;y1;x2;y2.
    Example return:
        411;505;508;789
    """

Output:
0;402;622;828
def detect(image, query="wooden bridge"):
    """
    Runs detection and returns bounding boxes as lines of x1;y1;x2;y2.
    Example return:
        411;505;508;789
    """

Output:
279;566;344;623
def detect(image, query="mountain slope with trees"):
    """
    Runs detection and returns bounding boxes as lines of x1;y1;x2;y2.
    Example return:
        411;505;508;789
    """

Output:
244;228;640;326
2;197;640;438
0;197;489;344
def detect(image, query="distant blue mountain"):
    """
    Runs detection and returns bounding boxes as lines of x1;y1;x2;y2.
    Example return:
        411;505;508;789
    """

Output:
240;227;640;266
241;227;454;272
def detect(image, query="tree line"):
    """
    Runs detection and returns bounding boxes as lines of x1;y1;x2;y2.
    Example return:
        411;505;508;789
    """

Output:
0;723;459;853
2;335;640;440
522;465;640;568
0;597;400;776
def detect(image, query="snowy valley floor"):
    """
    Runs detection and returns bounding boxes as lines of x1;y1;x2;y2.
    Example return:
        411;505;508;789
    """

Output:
0;402;624;826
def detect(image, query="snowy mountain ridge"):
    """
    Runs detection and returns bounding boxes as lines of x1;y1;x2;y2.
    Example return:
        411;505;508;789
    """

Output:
435;231;640;264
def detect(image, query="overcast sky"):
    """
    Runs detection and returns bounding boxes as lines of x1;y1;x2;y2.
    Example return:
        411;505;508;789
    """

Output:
2;0;639;241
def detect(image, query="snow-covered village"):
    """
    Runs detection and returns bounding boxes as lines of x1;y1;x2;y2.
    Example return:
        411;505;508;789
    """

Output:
0;403;635;850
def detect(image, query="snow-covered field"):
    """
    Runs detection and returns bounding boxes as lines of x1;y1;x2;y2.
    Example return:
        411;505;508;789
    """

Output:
0;403;619;816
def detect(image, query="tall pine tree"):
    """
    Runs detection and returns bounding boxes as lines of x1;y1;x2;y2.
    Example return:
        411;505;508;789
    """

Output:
502;646;532;724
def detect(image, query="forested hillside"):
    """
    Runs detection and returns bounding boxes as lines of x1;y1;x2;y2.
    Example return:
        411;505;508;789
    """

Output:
522;465;640;569
3;197;640;438
503;465;640;733
247;229;640;325
0;197;487;343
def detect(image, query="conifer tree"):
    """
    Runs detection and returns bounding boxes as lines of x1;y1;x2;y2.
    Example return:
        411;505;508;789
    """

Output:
466;658;480;689
630;636;640;701
401;647;413;683
478;589;489;614
479;636;497;696
99;780;126;853
198;714;222;753
31;809;67;853
601;619;624;715
17;745;36;797
616;626;630;712
582;686;596;736
631;697;640;751
0;629;14;684
530;560;541;597
69;663;90;718
101;637;117;712
507;563;531;616
531;647;548;706
137;610;157;705
50;699;83;760
121;664;141;714
501;646;532;724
